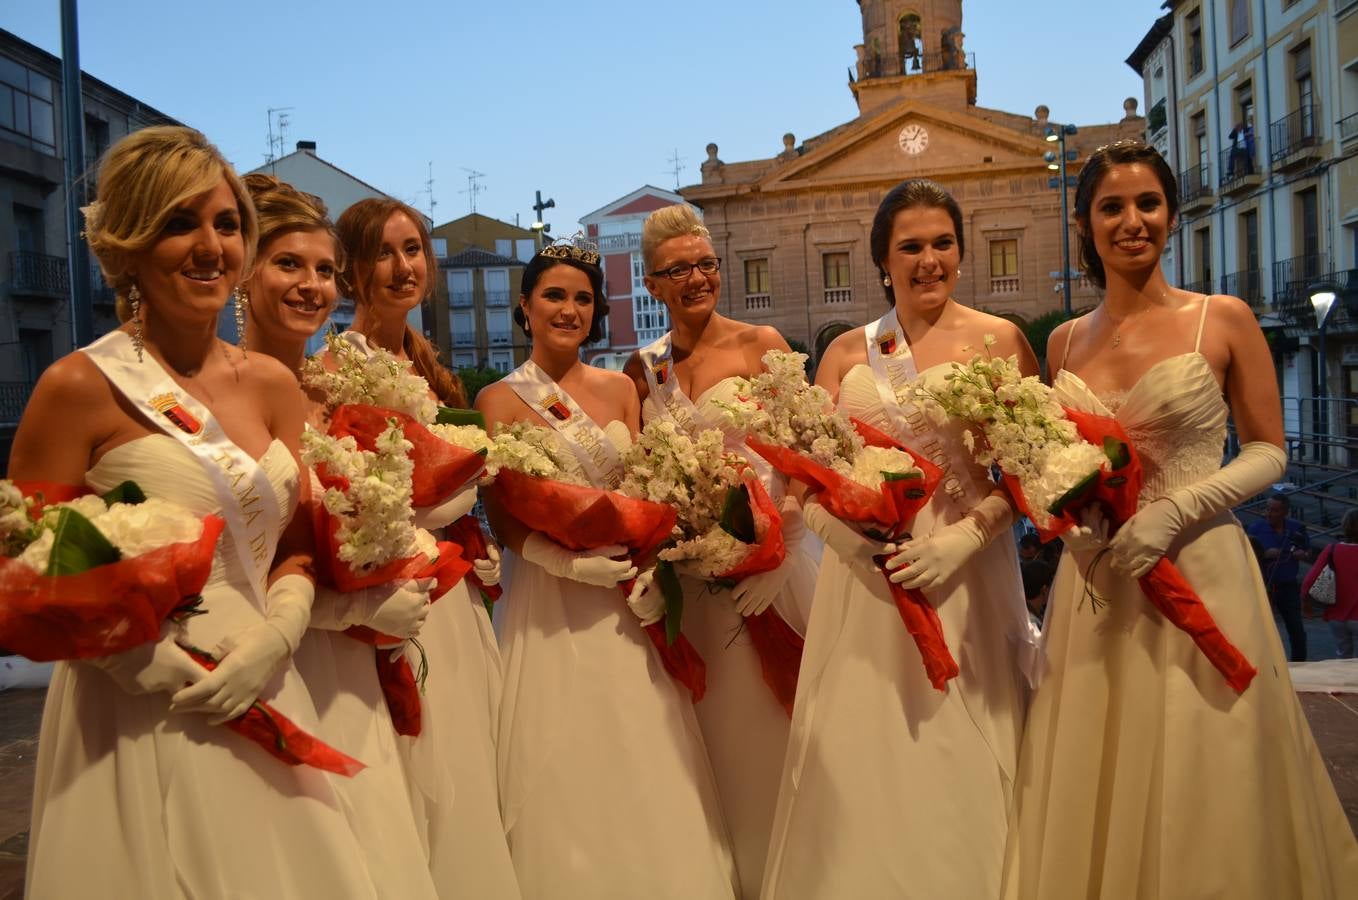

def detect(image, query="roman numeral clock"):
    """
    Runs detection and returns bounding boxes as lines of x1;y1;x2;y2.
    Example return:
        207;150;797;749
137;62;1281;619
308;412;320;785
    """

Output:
898;123;929;155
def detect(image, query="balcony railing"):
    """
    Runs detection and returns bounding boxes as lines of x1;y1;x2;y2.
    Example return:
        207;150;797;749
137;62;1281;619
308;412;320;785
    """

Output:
824;287;853;305
1272;253;1329;312
91;263;116;310
1270;104;1320;165
989;276;1019;294
745;293;772;311
1178;163;1212;207
9;251;69;297
488;329;512;346
1340;112;1358;144
1218;144;1260;194
452;331;475;347
450;291;474;308
485;290;511;308
1220;268;1264;308
1147;98;1167;135
1182;278;1213;297
0;381;34;425
596;233;641;253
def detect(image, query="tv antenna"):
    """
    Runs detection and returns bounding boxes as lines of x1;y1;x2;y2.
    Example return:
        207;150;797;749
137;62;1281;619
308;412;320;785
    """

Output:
423;161;437;221
264;106;294;167
667;148;686;188
460;168;485;213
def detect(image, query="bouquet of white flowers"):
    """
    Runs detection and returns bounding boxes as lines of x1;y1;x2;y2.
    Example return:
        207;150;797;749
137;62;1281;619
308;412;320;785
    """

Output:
485;421;586;485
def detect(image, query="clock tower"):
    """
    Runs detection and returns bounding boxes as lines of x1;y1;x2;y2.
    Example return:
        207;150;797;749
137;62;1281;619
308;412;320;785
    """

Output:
851;0;975;117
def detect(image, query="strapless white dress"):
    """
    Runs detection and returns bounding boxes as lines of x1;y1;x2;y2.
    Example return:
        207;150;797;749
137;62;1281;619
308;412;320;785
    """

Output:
643;377;820;899
1001;353;1358;899
762;364;1030;900
26;435;382;899
497;420;737;899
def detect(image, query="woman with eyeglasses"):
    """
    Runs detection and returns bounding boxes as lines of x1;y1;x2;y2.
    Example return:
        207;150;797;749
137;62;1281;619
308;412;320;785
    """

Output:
761;179;1037;900
1001;141;1357;899
622;203;816;900
479;238;737;898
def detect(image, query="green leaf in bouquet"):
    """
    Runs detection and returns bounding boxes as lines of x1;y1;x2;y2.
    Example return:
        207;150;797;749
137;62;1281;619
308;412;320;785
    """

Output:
45;507;121;576
718;484;757;545
436;406;487;430
656;559;685;645
99;480;147;506
1102;436;1131;470
883;469;927;499
1047;470;1100;518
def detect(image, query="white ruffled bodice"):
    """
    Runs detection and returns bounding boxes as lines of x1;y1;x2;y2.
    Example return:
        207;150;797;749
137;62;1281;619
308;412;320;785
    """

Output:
1053;352;1227;504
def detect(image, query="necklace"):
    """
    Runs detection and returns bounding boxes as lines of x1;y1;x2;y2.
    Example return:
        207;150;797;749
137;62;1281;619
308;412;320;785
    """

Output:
1107;302;1152;349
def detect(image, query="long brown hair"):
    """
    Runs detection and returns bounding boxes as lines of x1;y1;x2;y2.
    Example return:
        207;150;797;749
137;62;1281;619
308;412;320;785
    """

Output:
336;198;466;408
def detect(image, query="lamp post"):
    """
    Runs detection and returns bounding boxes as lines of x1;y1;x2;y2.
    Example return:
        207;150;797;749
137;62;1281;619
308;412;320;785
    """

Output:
1045;123;1078;317
532;190;554;250
1308;281;1337;464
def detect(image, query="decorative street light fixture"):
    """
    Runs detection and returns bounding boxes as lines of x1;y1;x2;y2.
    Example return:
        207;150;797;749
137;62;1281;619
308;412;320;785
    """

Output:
1308;281;1338;463
1045;123;1079;316
532;190;555;250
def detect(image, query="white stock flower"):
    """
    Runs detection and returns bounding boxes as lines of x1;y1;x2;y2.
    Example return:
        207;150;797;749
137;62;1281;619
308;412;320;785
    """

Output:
303;332;438;424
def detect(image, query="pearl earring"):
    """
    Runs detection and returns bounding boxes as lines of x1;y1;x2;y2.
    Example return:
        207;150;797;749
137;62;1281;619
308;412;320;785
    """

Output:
883;275;893;287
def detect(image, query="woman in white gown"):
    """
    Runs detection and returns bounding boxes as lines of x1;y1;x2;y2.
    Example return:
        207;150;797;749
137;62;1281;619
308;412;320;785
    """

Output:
1001;141;1358;899
13;126;381;898
477;240;737;899
330;197;520;899
622;203;817;899
241;174;439;899
762;179;1038;899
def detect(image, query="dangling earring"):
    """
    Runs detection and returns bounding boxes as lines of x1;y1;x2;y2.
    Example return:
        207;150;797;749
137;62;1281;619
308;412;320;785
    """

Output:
882;275;893;287
233;287;249;356
128;283;144;363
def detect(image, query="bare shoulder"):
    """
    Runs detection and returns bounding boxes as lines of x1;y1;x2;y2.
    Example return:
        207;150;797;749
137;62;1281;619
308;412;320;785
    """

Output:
28;351;115;411
590;366;638;400
474;379;516;417
744;324;791;353
621;350;649;397
243;350;301;393
826;325;868;356
1206;293;1260;332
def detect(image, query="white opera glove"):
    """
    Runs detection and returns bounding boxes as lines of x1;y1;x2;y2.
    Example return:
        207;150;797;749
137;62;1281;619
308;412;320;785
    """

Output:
170;574;312;724
803;496;895;567
1062;506;1110;555
88;625;204;696
365;578;432;639
521;532;638;587
885;493;1014;591
413;484;479;531
625;567;666;626
1109;440;1286;578
732;497;805;617
473;544;501;586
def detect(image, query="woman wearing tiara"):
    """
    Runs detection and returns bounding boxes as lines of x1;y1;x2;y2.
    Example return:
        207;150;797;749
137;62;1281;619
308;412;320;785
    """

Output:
478;237;737;899
761;178;1036;899
240;173;438;899
1001;141;1358;899
13;127;381;898
329;197;520;899
622;203;816;899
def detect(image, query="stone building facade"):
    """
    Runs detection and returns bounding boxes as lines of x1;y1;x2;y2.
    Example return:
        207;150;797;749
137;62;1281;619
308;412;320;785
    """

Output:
680;0;1144;358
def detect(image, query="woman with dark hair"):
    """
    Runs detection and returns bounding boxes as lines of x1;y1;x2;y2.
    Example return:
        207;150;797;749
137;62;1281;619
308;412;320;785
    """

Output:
762;178;1037;899
242;175;440;899
1002;141;1357;898
622;203;814;899
478;240;737;899
331;199;520;899
14;126;382;897
1303;509;1358;659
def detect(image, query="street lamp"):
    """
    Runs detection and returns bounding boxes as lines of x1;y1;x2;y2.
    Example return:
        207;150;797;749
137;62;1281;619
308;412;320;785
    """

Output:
1045;123;1078;316
1308;281;1338;463
532;190;554;250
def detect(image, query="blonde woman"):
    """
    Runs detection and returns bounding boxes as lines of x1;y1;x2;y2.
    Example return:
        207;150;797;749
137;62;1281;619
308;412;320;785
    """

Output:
241;174;438;899
12;127;380;898
623;203;816;899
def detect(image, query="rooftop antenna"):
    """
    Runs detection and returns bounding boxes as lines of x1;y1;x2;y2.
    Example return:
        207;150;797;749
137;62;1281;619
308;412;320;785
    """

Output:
459;168;485;213
264;106;294;168
667;148;686;189
423;161;437;221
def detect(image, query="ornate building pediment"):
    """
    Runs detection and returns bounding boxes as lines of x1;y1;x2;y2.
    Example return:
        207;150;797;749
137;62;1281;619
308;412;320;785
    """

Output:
755;101;1051;191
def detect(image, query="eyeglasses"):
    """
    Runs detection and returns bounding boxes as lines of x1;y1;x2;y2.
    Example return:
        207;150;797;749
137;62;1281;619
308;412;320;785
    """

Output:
649;257;721;281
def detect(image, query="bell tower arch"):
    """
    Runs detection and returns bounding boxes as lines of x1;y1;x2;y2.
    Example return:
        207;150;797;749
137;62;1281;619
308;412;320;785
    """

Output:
851;0;972;114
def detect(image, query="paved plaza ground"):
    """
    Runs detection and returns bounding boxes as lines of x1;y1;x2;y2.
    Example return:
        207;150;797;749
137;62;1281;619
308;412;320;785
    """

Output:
0;617;1356;898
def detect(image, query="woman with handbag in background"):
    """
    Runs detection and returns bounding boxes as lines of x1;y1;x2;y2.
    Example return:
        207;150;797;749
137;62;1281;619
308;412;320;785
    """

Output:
1303;509;1358;658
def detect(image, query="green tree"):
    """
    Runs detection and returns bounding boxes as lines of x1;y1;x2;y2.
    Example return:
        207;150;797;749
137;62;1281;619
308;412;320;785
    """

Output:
1023;310;1072;374
457;366;505;405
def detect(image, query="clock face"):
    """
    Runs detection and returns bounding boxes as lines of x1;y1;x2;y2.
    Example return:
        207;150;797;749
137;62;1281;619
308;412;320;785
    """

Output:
898;124;929;156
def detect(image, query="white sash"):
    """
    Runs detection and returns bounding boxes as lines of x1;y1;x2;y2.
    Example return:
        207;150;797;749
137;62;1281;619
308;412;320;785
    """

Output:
504;360;624;489
638;332;780;499
82;330;281;605
864;309;987;512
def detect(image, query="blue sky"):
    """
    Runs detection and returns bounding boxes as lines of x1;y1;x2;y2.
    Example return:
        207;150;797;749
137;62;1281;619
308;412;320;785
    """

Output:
6;1;1154;234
